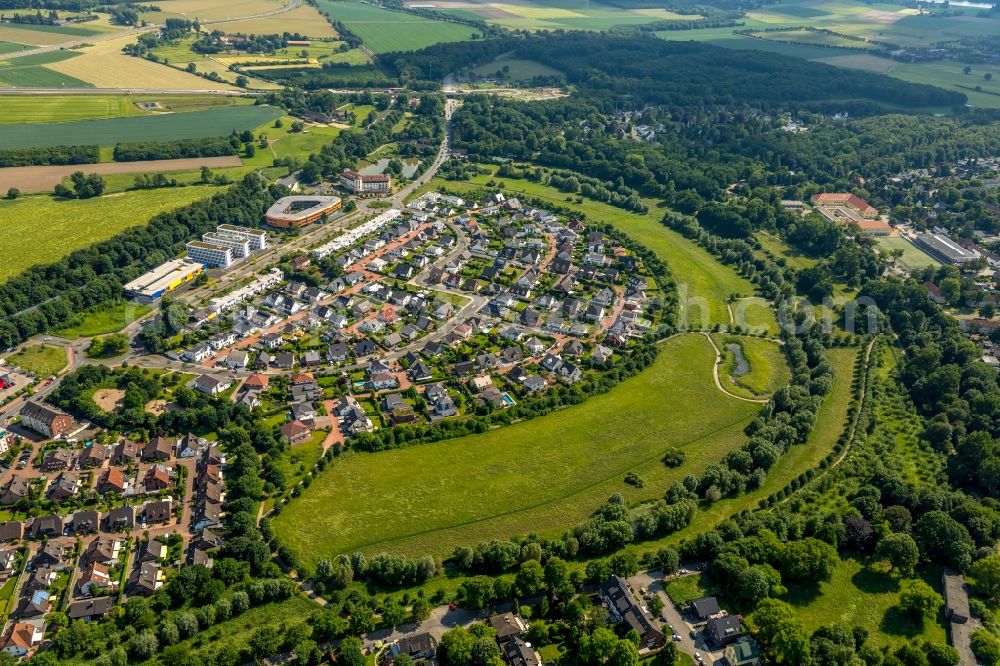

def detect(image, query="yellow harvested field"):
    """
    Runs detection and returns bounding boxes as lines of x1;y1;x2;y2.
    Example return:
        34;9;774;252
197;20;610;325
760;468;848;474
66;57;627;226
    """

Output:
46;39;237;90
209;5;339;37
154;0;284;21
631;7;703;19
0;25;78;45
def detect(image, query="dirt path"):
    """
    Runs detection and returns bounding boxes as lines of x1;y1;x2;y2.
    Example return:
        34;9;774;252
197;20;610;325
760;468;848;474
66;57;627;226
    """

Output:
0;156;243;193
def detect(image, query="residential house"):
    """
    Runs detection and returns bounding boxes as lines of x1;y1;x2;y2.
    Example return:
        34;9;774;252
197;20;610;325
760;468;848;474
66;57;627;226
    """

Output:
77;562;113;596
19;401;73;438
0;522;22;542
104;506;135;531
130;561;164;596
706;615;744;647
97;468;128;495
489;612;528;643
723;641;760;666
47;474;79;501
41;448;73;472
67;596;115;622
501;638;541;666
689;597;722;622
178;433;206;459
27;514;63;539
78;443;108;468
143;436;175;462
599;576;665;650
143;500;172;525
111;438;140;465
144;465;172;492
1;478;30;506
1;622;42;657
193;374;233;396
68;510;99;535
280;420;311;445
226;350;249;369
82;537;120;567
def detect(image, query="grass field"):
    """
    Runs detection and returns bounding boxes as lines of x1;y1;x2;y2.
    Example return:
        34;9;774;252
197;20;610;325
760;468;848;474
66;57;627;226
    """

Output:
781;557;947;648
469;57;562;81
273;334;760;564
53;302;152;338
875;236;941;270
0;40;28;54
631;346;858;557
428;0;702;31
5;344;68;376
0;105;281;149
714;334;790;400
0;94;251;124
315;0;479;52
414;167;767;331
0;186;216;282
0;24;104;46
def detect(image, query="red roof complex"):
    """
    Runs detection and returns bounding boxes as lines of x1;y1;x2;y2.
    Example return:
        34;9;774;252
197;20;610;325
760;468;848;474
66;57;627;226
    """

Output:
810;193;878;218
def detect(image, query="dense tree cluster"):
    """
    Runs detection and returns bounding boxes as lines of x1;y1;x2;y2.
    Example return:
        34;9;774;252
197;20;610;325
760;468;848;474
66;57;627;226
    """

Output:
112;135;241;161
0;144;98;167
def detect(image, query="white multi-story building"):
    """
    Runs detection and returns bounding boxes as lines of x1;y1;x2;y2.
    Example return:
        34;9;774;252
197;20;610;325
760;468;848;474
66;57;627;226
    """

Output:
186;241;233;269
217;224;267;251
340;169;390;194
208;268;283;314
202;233;251;258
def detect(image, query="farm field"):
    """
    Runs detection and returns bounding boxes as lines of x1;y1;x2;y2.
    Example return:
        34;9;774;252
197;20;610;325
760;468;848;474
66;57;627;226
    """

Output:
272;334;760;565
0;186;216;282
414;167;767;331
655;0;1000;109
207;2;341;37
314;0;479;52
0;105;281;149
417;0;703;31
0;155;243;193
713;334;790;400
0;94;252;124
875;236;942;270
54;302;152;338
5;344;68;377
0;50;91;87
147;0;285;21
45;37;238;90
0;22;108;46
0;40;28;54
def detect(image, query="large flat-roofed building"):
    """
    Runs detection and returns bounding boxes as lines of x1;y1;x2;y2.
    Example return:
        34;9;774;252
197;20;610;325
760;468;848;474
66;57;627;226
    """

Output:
853;219;892;236
340;169;390;194
202;233;251;258
217;224;267;251
186;240;233;269
265;196;341;229
124;259;203;304
914;232;981;265
811;193;879;219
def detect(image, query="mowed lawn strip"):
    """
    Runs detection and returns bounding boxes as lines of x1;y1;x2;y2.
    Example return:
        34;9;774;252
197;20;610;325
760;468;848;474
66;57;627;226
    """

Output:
0;186;217;283
273;334;759;564
416;170;764;329
0;105;281;149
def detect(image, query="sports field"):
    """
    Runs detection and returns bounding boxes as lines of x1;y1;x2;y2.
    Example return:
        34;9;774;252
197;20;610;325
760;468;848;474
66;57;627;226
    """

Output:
469;57;562;81
273;334;760;564
875;236;941;270
0;186;216;283
0;95;251;124
0;105;281;149
314;0;479;52
414;168;768;331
